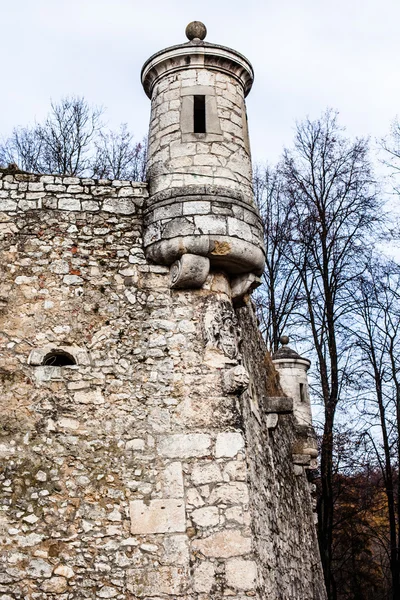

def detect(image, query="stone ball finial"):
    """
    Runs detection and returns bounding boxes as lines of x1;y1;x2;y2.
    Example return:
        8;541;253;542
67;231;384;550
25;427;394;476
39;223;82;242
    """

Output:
185;21;207;41
279;335;289;346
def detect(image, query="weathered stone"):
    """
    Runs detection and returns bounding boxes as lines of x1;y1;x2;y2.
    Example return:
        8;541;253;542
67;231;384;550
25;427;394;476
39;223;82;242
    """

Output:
191;462;223;486
162;462;184;498
225;558;257;590
215;432;245;458
53;565;74;579
26;559;53;578
40;577;68;593
191;506;219;527
193;561;215;593
192;530;252;558
0;22;325;600
126;567;188;596
130;499;186;534
157;433;211;458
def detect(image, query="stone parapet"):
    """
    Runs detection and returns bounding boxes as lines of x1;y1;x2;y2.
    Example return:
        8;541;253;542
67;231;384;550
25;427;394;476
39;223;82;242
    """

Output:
0;171;148;214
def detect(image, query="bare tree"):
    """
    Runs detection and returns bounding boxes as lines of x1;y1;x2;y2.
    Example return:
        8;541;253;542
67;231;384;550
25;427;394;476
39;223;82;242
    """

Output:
0;125;43;173
381;118;400;195
278;110;382;598
253;164;303;352
93;124;147;181
0;97;147;181
351;261;400;599
37;96;103;175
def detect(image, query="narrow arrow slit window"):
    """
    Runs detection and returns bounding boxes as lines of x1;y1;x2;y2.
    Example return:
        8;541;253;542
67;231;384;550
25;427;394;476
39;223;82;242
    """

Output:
194;95;206;133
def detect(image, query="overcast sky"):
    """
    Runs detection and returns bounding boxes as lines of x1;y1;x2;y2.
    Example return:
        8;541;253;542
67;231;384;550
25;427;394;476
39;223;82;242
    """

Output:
1;0;400;166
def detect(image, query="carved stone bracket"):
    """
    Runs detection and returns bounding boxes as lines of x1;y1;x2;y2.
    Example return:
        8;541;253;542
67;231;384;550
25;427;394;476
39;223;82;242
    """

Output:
170;254;210;289
223;365;250;394
231;273;262;300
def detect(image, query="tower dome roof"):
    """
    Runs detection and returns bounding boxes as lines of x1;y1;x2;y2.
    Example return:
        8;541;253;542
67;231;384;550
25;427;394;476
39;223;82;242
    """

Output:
272;336;310;365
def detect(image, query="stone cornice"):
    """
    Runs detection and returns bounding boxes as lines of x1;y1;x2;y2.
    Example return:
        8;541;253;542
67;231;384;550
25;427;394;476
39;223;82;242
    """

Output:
141;41;254;99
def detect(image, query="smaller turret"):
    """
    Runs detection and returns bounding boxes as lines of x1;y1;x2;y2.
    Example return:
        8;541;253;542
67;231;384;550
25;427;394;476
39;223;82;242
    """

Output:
272;336;318;465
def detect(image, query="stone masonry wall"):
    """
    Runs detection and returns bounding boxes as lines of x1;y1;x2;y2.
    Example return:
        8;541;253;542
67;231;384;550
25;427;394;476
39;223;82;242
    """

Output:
0;171;326;599
146;68;253;201
237;305;327;600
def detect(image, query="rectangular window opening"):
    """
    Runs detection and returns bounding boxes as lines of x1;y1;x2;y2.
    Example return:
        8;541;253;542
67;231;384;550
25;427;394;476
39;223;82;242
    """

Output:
194;95;206;133
300;383;305;402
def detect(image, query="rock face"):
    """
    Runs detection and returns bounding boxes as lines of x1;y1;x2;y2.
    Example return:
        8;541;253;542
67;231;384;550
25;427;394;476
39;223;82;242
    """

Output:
0;23;326;600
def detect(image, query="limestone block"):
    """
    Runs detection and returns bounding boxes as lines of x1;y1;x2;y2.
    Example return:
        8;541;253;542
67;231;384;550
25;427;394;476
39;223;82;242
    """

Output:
182;201;211;215
53;565;74;579
193;154;221;167
223;460;247;482
130;499;186;534
193;561;216;593
191;463;223;486
194;215;227;235
215;432;245;458
96;586;118;598
40;577;68;593
170;141;196;158
127;567;188;596
209;482;249;505
160;110;180;129
266;413;279;429
225;558;257;590
102;198;137;215
168;156;193;169
191;506;219;527
162;462;184;498
227;217;252;239
162;535;189;565
158;433;211;458
187;488;205;508
74;389;104;405
0;199;17;211
58;197;81;210
26;558;53;578
192;530;251;558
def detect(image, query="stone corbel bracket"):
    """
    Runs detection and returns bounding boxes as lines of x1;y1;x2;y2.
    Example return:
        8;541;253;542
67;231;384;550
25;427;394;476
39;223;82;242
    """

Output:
170;254;210;289
231;273;262;305
292;424;319;470
222;365;250;394
264;396;294;430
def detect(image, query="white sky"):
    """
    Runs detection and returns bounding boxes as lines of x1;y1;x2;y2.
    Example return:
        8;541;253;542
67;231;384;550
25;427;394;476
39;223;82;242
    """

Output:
1;0;400;166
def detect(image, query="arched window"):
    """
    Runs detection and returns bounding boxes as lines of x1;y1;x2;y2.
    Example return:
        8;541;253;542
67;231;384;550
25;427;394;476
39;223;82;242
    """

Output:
42;351;76;367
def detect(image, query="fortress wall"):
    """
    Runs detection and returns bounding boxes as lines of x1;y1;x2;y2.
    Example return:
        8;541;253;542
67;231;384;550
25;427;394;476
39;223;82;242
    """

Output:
237;305;327;600
0;170;326;599
0;171;256;599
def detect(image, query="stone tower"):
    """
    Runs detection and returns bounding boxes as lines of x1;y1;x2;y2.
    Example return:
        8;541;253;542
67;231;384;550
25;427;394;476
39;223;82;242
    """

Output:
142;21;265;291
272;336;319;469
0;22;326;600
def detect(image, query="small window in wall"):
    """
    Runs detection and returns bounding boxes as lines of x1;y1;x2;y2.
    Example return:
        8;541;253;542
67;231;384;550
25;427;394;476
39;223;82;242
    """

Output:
42;351;76;367
193;95;206;133
300;383;306;402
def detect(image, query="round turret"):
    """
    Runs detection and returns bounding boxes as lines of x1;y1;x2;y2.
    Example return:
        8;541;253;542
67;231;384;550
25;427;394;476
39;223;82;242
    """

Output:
272;336;313;428
141;23;265;287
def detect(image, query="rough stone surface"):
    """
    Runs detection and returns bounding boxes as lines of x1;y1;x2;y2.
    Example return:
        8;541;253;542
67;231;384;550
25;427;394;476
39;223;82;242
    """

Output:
0;27;326;599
